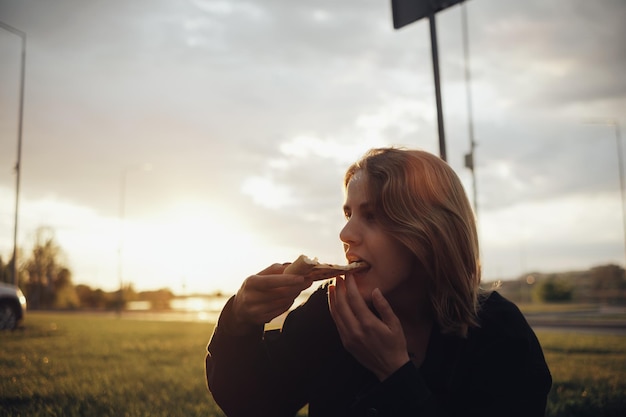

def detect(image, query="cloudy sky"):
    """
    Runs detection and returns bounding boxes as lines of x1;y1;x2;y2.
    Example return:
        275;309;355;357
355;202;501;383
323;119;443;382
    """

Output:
0;0;624;294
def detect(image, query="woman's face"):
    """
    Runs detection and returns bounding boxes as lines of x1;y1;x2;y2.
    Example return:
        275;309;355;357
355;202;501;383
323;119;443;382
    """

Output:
340;171;419;304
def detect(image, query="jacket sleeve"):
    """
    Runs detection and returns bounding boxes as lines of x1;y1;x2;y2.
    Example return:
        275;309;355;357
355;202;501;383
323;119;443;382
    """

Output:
205;296;308;417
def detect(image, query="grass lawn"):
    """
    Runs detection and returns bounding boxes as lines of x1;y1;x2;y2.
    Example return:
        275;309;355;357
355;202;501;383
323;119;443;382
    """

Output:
0;312;225;417
1;312;625;416
538;331;626;417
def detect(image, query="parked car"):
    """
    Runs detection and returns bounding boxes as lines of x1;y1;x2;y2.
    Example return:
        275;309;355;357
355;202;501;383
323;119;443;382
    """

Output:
0;282;27;330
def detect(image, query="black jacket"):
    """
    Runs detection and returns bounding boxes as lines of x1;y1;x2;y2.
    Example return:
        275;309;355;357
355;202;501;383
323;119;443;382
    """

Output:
206;286;552;417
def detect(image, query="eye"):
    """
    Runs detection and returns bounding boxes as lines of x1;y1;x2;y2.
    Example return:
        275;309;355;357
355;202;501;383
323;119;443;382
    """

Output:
343;210;351;220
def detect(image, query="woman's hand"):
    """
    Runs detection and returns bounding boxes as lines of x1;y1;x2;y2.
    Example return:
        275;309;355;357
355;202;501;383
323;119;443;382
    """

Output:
232;263;313;331
328;275;410;381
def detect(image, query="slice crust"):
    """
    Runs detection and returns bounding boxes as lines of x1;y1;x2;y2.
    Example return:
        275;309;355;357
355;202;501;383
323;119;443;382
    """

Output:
283;254;368;281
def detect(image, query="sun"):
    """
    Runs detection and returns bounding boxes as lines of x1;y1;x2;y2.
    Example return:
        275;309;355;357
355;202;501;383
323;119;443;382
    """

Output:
120;201;294;295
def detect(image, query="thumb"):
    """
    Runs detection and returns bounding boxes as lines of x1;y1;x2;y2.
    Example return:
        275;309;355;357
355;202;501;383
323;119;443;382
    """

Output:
372;288;401;329
258;263;287;275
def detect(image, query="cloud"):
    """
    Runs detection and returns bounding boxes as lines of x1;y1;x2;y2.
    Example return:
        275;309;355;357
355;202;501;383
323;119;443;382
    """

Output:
465;0;626;112
1;0;625;291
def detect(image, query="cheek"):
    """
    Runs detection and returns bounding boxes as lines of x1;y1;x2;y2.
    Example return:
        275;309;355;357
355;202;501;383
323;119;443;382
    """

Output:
384;267;412;291
379;252;417;290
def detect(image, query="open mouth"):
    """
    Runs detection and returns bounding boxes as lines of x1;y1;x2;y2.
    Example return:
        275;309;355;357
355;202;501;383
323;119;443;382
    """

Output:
349;261;370;275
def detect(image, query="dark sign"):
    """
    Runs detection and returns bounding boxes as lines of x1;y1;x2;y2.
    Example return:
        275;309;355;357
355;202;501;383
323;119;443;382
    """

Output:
391;0;466;29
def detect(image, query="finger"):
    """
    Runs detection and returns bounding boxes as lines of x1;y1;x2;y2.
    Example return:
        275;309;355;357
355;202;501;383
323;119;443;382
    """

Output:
328;281;346;330
345;275;374;320
330;277;359;330
329;285;360;351
248;287;307;313
372;288;401;330
247;273;306;291
234;275;303;320
258;263;288;275
258;262;313;290
327;283;337;317
257;295;297;319
237;291;296;324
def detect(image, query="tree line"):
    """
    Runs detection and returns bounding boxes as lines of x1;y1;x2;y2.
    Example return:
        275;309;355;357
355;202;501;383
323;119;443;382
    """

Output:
485;264;626;305
0;226;174;310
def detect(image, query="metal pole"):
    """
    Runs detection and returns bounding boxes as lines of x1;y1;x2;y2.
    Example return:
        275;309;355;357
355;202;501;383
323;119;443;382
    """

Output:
585;119;626;269
428;13;446;161
117;169;128;315
461;3;478;217
0;22;26;288
117;163;150;314
613;121;626;268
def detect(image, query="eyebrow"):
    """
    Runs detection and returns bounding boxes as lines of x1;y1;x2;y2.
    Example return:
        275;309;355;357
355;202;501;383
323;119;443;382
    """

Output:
343;202;373;212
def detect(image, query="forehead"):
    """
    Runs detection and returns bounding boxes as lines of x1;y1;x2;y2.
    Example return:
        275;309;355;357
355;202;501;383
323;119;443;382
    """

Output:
344;171;369;205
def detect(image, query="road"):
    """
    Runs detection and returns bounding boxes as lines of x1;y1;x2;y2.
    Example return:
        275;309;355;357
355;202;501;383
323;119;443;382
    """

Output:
525;308;626;335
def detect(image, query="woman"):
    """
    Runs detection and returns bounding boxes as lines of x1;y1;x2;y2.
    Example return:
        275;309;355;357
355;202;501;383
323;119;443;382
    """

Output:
206;148;552;417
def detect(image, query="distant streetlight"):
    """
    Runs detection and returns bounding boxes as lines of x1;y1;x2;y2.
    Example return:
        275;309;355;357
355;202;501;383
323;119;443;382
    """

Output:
0;21;26;288
117;163;152;314
584;119;626;268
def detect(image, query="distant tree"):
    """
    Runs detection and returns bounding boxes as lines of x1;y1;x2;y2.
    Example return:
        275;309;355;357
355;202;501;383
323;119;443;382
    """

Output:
138;288;174;310
53;268;79;309
124;283;137;301
0;254;25;285
75;284;105;309
76;284;92;308
23;227;73;309
534;275;573;302
94;289;111;309
74;284;131;310
0;256;8;283
590;264;626;304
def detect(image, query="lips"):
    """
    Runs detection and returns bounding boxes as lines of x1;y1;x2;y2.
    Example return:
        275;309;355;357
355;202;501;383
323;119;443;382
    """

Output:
343;251;369;277
346;252;364;262
345;255;369;272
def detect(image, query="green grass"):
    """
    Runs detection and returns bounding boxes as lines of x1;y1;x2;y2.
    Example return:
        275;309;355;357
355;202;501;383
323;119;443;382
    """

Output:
517;303;600;314
537;331;626;417
0;312;224;417
1;313;624;416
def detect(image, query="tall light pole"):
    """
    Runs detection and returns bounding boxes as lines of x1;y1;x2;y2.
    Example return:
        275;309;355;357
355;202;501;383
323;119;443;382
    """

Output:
585;119;626;268
460;2;478;218
0;21;26;288
117;164;151;314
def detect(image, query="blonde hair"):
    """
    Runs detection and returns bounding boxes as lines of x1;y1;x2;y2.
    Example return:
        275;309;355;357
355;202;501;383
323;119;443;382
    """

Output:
345;148;481;337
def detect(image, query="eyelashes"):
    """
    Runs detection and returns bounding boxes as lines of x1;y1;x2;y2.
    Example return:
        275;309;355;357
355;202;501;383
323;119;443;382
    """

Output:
343;210;376;223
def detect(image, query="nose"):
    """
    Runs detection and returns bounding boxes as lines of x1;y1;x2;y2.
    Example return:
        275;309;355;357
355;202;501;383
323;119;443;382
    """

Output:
340;218;360;248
